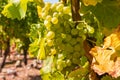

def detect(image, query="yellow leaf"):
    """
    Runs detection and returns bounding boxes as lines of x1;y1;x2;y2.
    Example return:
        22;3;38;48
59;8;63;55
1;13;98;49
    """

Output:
37;38;45;60
90;25;120;78
90;46;115;75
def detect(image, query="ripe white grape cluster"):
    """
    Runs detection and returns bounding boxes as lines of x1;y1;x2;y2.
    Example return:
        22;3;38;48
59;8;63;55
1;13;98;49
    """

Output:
37;2;91;71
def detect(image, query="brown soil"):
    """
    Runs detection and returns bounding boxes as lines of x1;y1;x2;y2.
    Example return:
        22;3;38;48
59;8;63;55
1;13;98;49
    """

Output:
0;55;42;80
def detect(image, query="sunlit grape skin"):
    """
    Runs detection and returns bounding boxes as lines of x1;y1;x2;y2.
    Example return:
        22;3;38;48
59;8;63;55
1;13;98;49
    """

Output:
41;12;48;19
66;59;71;66
46;39;54;47
46;15;52;21
44;20;51;29
44;2;51;11
56;3;64;12
46;31;55;39
51;17;58;24
50;3;57;10
53;12;59;17
88;27;94;34
50;48;56;55
63;6;71;14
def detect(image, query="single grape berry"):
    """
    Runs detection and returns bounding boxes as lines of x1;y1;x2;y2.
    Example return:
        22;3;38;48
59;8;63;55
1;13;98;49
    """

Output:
46;31;55;39
51;17;58;24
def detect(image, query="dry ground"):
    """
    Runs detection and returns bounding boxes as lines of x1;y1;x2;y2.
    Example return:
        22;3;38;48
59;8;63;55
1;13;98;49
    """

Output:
0;55;42;80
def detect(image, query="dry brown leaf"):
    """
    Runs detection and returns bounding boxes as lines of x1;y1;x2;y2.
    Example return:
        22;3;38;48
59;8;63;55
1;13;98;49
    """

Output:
109;57;120;78
90;46;115;75
89;25;120;78
104;33;120;48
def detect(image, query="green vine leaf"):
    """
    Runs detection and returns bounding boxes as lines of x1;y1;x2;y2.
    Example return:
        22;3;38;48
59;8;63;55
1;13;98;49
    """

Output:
68;67;89;80
82;0;103;6
81;0;120;28
40;56;54;74
51;71;64;80
2;0;28;20
101;75;112;80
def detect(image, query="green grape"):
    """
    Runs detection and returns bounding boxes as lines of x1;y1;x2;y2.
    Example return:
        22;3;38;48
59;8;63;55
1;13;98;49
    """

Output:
44;20;51;30
70;38;77;46
73;51;81;58
76;37;81;42
69;18;72;22
63;6;71;14
41;11;48;19
46;31;55;39
54;32;61;38
45;15;52;21
51;17;58;24
61;33;66;39
76;23;85;30
56;59;64;71
12;0;20;5
81;35;86;40
58;54;64;59
63;14;70;20
53;12;59;17
57;27;63;33
57;65;63;71
71;28;79;36
50;48;57;55
42;7;47;12
83;28;87;33
66;53;72;59
56;3;64;12
88;27;94;34
42;2;51;12
46;39;54;47
66;59;71;66
58;12;64;17
52;24;60;30
86;25;94;34
50;3;57;10
64;24;71;33
69;22;75;28
74;44;81;51
65;34;72;42
62;61;67;68
44;2;51;11
58;43;65;50
57;59;63;65
65;43;74;53
72;58;80;65
78;30;84;37
55;37;63;45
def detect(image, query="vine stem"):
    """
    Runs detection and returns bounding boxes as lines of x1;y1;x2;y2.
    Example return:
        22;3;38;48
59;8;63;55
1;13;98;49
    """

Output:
71;0;81;23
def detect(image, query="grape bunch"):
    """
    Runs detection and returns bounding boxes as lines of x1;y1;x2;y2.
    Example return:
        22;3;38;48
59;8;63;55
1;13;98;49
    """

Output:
37;1;93;76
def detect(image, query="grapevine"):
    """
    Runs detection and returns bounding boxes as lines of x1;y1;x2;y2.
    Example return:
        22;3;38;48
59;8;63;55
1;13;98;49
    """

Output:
1;0;120;80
